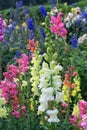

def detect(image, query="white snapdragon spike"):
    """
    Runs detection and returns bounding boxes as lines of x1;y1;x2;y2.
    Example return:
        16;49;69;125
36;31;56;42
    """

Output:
53;75;62;91
41;87;54;101
46;109;60;122
55;92;64;103
38;61;63;122
38;101;48;112
38;78;48;89
54;64;63;74
38;87;54;112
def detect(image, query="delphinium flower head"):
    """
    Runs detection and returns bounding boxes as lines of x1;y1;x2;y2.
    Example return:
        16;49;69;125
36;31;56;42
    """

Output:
0;14;5;42
39;6;47;18
70;34;78;48
27;18;34;30
14;50;22;59
82;7;87;21
23;8;29;15
40;28;46;39
16;0;23;9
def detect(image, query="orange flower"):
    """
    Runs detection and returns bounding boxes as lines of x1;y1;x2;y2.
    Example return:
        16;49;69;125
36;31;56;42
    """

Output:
27;39;38;53
14;97;19;103
63;79;71;88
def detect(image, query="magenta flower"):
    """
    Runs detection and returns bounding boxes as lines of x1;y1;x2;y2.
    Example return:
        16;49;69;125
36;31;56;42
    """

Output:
0;14;5;42
50;12;67;37
12;110;20;118
79;100;87;117
69;115;78;124
0;53;29;118
80;114;87;130
16;53;29;73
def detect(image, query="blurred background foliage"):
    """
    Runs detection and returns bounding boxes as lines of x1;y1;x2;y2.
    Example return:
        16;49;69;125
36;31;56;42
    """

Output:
0;0;82;10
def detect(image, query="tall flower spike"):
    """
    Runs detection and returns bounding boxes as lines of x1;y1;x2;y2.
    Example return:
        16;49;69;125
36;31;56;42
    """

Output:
39;6;47;18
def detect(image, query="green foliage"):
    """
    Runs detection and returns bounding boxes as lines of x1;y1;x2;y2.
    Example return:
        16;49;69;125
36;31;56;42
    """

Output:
76;0;87;8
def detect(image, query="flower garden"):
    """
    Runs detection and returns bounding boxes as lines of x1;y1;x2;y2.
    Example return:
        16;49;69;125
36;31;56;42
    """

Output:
0;0;87;130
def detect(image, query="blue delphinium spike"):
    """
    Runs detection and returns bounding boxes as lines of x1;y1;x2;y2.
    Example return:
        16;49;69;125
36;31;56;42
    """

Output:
39;6;47;18
70;34;78;48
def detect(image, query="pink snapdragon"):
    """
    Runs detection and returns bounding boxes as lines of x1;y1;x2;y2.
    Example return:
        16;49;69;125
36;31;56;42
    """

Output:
3;64;19;81
70;100;87;130
80;114;87;130
69;115;78;124
0;80;18;102
79;100;87;117
0;53;29;118
50;12;67;37
16;53;29;73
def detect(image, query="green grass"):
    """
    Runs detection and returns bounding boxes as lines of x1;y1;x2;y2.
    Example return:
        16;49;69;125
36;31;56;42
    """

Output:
76;0;87;8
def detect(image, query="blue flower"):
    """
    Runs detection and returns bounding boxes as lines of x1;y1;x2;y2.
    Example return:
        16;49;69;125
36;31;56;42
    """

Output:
27;18;34;30
14;51;22;58
39;6;47;18
71;3;76;7
82;8;87;21
50;0;56;7
70;34;78;48
75;18;82;27
16;0;23;9
40;28;46;39
12;21;17;27
23;8;29;15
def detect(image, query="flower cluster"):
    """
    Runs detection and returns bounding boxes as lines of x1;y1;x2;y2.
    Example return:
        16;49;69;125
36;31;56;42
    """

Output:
0;54;29;118
38;61;63;122
27;39;38;53
70;100;87;130
50;12;67;37
62;66;82;103
30;53;42;96
0;14;5;42
64;7;87;44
